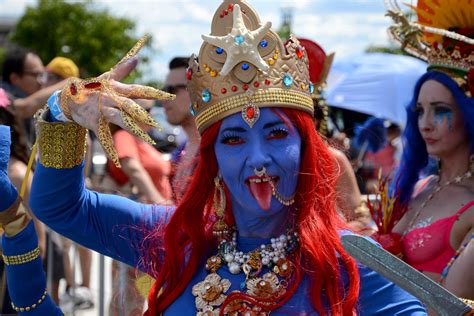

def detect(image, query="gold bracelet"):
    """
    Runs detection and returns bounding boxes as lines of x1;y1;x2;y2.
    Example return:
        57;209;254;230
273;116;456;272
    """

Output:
35;108;87;169
11;290;47;312
2;246;40;265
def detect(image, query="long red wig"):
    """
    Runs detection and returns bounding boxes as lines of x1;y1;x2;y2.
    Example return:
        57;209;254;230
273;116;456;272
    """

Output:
143;108;360;315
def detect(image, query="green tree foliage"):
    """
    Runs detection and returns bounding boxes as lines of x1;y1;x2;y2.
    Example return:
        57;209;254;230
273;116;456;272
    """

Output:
11;0;147;79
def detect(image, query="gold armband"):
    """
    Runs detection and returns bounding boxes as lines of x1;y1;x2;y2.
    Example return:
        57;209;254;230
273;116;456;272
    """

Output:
2;246;40;265
0;197;30;237
35;108;87;169
11;290;47;312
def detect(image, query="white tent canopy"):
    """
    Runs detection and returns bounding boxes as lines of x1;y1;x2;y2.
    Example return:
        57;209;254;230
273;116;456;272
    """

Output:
326;53;427;126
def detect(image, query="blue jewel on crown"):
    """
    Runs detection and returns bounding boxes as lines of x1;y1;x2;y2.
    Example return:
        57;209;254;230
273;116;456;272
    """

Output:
202;89;211;103
283;74;293;87
234;35;245;45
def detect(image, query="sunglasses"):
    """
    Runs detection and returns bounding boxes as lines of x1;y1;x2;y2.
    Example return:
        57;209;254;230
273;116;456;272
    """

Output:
23;71;48;85
163;84;187;94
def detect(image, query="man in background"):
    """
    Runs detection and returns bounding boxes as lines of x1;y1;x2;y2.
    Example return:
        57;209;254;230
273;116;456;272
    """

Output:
161;57;201;200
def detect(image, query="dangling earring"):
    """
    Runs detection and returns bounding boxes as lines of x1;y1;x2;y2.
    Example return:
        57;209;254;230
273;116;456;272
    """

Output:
212;173;230;240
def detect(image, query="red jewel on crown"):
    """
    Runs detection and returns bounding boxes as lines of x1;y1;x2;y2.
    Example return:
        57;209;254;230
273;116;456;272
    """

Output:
242;102;260;128
295;46;304;59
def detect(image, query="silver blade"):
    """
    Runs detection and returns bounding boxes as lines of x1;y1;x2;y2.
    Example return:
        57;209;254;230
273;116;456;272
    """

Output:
341;234;472;316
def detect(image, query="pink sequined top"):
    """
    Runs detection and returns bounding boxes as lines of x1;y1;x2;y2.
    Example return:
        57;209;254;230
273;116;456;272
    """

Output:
402;200;474;274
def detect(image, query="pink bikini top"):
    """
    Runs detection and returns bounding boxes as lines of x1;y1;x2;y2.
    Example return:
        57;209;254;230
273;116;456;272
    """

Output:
402;198;474;274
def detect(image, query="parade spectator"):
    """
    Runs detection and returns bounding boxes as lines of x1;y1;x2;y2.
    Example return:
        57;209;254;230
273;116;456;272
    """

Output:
313;101;370;232
161;57;201;201
1;48;65;120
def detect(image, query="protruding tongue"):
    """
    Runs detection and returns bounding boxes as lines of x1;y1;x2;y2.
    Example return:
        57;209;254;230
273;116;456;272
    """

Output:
248;180;273;211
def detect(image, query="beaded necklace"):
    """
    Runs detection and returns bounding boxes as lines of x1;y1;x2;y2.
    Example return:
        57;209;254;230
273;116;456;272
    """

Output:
404;158;474;236
192;231;299;315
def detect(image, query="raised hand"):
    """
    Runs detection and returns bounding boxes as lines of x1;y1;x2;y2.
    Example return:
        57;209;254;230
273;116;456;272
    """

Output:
57;35;176;167
0;125;18;210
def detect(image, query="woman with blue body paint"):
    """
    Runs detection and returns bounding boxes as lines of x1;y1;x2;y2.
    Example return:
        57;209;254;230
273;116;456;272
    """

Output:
0;1;428;315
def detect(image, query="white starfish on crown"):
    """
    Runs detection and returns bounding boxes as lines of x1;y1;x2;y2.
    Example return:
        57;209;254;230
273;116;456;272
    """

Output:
201;4;272;76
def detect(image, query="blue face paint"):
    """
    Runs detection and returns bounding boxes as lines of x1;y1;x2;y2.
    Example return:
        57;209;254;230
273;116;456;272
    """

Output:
433;108;453;130
214;108;301;237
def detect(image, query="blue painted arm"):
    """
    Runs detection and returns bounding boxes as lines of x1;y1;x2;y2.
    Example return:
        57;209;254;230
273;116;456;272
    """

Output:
3;221;63;315
30;161;172;271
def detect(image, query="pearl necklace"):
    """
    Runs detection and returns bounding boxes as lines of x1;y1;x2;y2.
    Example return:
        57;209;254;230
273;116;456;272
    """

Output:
404;158;474;235
216;231;299;274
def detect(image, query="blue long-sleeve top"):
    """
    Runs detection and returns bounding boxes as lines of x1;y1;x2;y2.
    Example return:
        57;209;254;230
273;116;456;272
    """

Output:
30;162;427;315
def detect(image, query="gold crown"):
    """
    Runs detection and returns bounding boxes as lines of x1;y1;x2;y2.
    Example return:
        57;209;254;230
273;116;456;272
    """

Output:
187;0;314;133
386;0;474;94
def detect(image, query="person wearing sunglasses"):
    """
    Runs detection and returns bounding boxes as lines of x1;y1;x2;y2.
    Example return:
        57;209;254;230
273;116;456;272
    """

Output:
161;57;201;200
0;47;67;120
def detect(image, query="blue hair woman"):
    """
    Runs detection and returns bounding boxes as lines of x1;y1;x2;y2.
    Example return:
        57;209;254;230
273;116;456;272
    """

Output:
386;0;474;304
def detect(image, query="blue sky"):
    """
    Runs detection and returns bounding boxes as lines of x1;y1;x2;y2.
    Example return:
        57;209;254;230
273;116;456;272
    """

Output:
0;0;398;81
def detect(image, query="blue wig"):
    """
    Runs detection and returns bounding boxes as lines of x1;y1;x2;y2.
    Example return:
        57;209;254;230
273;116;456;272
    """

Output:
392;71;474;204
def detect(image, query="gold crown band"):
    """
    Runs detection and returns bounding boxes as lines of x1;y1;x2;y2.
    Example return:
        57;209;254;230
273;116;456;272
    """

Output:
195;89;313;132
2;246;40;265
36;108;87;169
11;290;47;312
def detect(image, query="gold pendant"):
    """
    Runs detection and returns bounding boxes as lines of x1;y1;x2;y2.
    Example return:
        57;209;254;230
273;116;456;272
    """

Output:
192;273;231;315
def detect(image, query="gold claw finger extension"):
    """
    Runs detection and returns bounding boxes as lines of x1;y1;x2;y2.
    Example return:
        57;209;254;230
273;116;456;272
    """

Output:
121;110;156;146
119;98;159;128
126;86;176;101
111;34;150;72
97;115;120;168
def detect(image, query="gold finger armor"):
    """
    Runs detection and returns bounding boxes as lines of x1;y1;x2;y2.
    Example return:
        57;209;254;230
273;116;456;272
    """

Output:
55;35;169;169
97;115;120;167
113;34;150;71
116;97;159;128
125;86;176;101
121;110;156;146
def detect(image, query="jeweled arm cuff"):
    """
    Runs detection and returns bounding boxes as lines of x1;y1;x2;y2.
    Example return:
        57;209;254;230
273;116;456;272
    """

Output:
2;246;40;265
0;196;31;237
35;107;87;169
